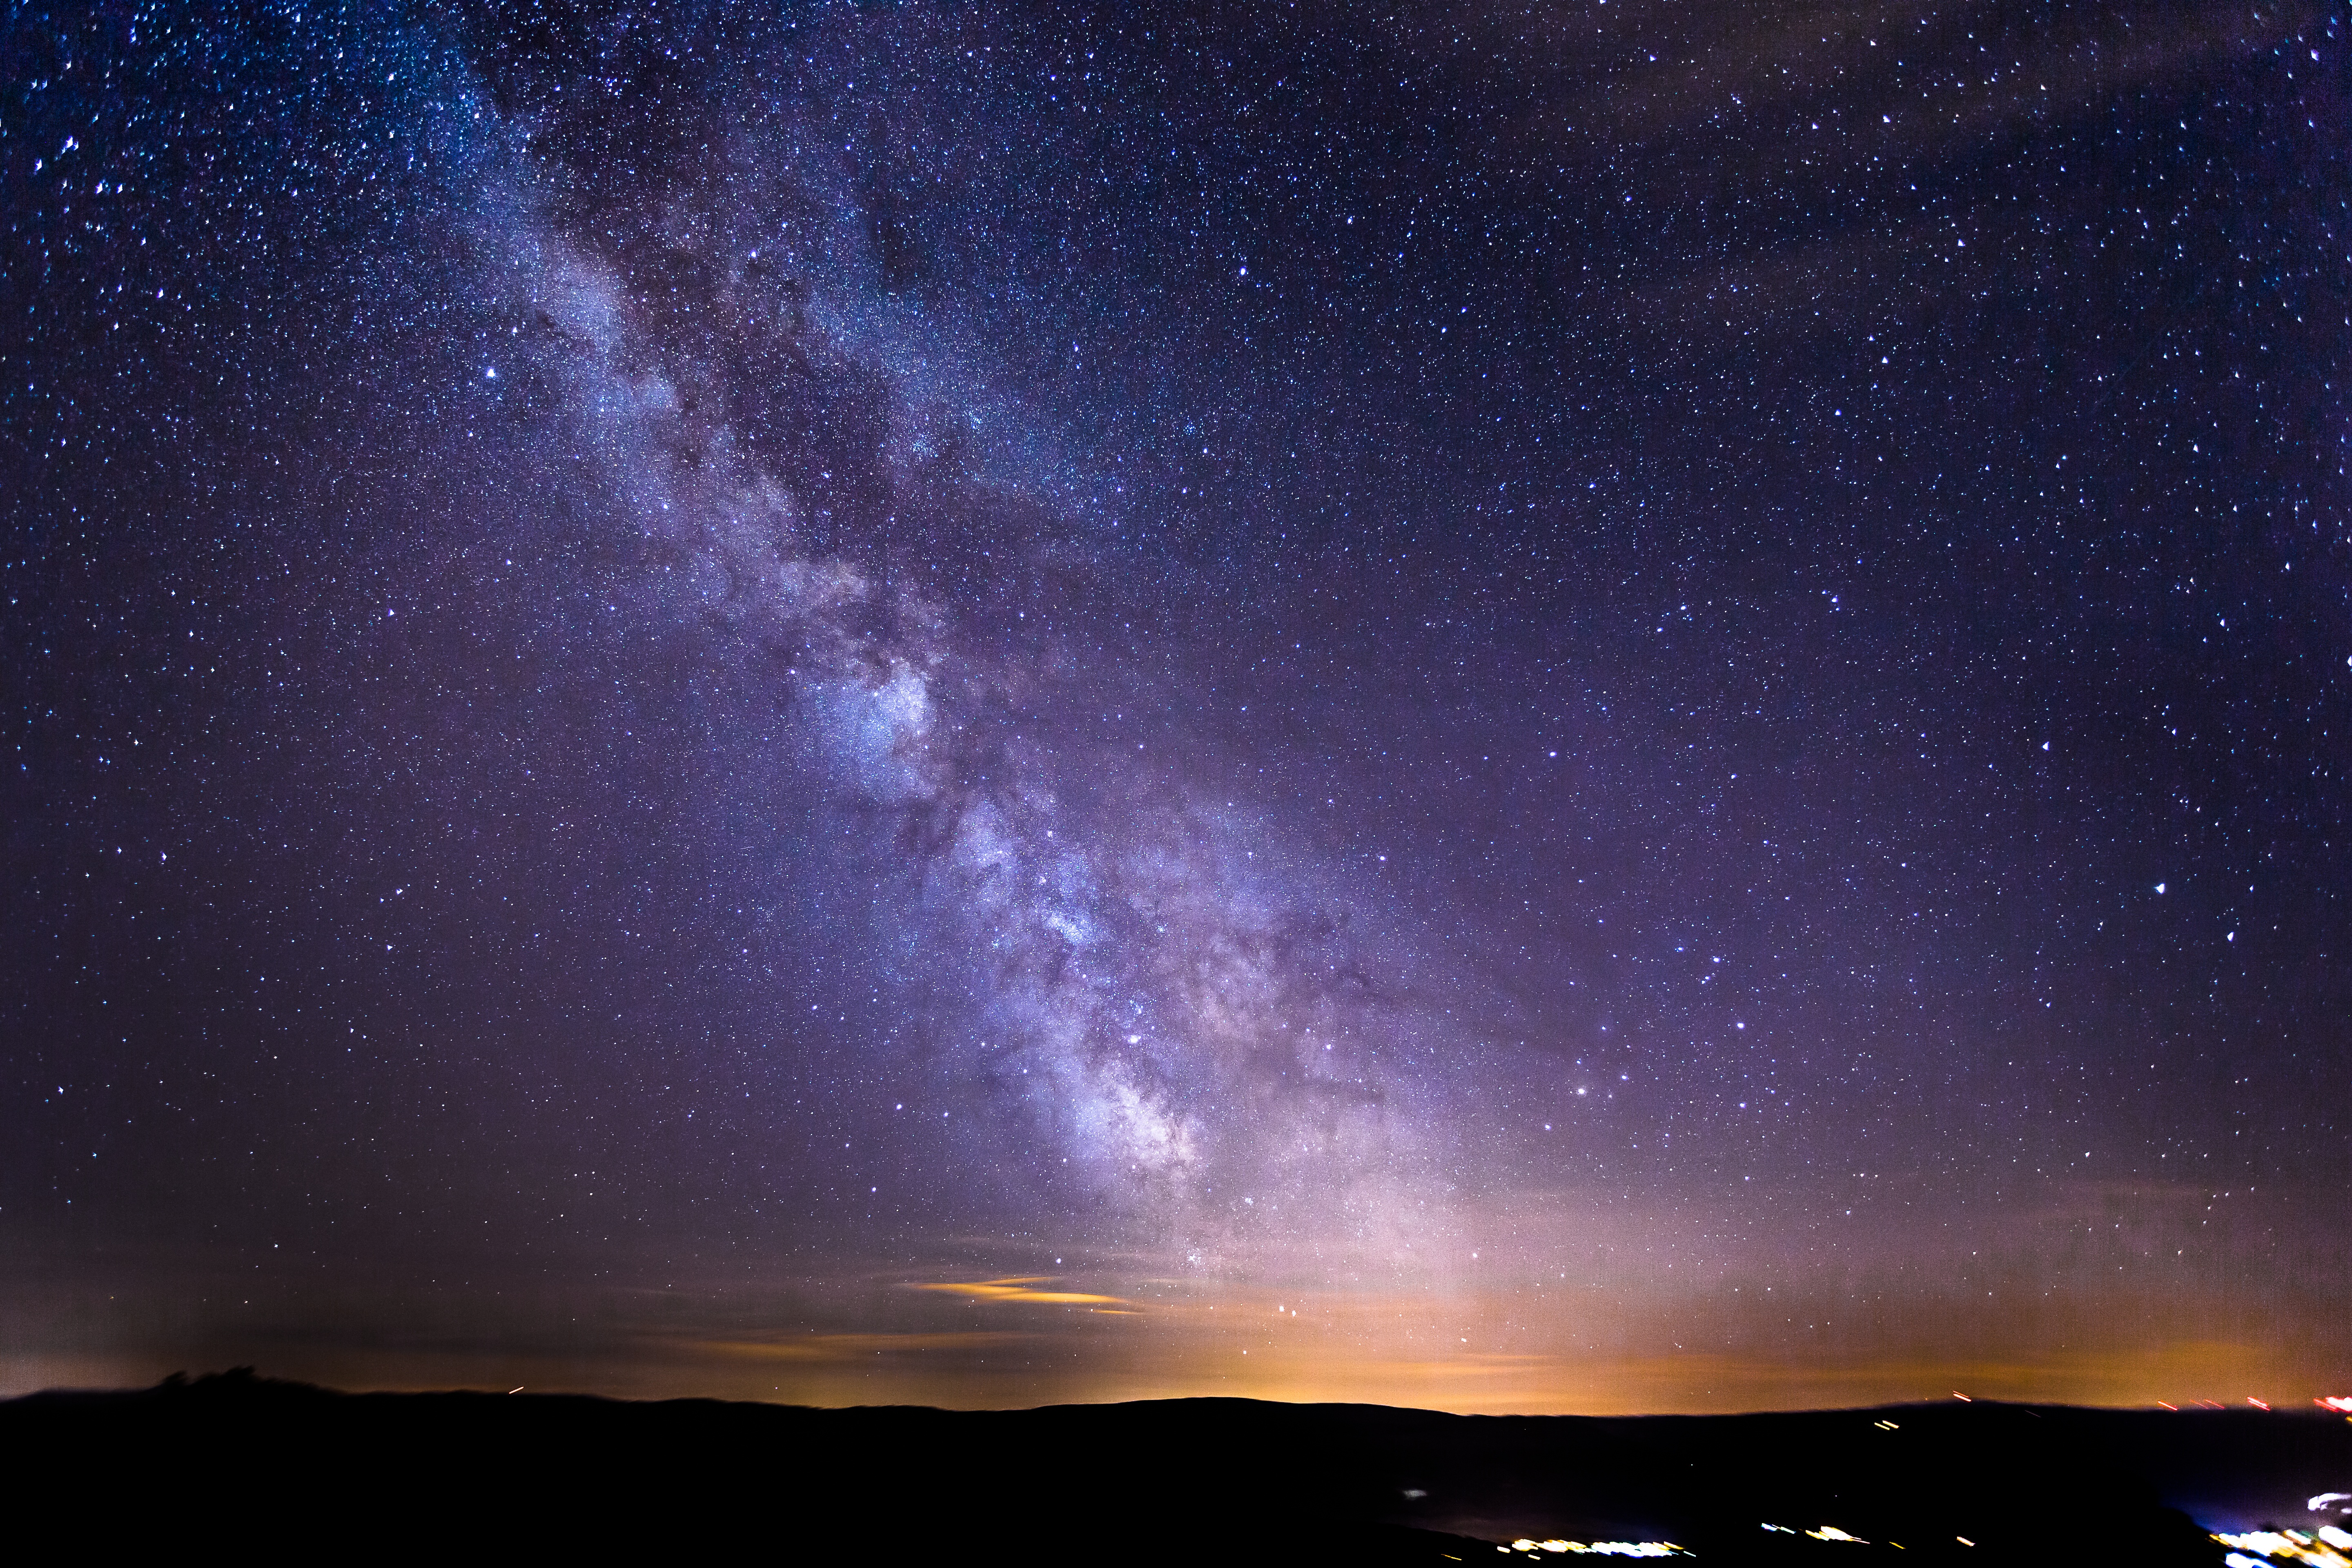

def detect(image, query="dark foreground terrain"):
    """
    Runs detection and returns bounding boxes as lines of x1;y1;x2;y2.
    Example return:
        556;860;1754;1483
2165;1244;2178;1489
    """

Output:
3;1372;2345;1561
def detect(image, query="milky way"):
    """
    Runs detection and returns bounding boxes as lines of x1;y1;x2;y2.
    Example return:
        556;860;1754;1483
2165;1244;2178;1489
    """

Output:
5;0;2348;1410
467;46;1508;1269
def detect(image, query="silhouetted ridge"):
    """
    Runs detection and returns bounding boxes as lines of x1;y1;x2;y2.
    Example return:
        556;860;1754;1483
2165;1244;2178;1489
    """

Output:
6;1377;2342;1561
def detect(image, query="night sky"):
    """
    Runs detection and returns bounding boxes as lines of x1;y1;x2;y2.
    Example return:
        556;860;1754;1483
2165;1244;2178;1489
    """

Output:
5;0;2348;1414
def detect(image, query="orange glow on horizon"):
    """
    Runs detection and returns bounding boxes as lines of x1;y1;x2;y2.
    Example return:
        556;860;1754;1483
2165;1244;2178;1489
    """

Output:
913;1277;1135;1307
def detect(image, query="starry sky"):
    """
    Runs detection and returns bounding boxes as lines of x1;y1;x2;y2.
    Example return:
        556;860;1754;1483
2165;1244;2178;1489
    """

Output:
4;0;2348;1413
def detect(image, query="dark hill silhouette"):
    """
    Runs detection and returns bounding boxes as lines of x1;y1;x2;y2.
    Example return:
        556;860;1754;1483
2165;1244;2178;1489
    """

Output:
3;1370;2343;1561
